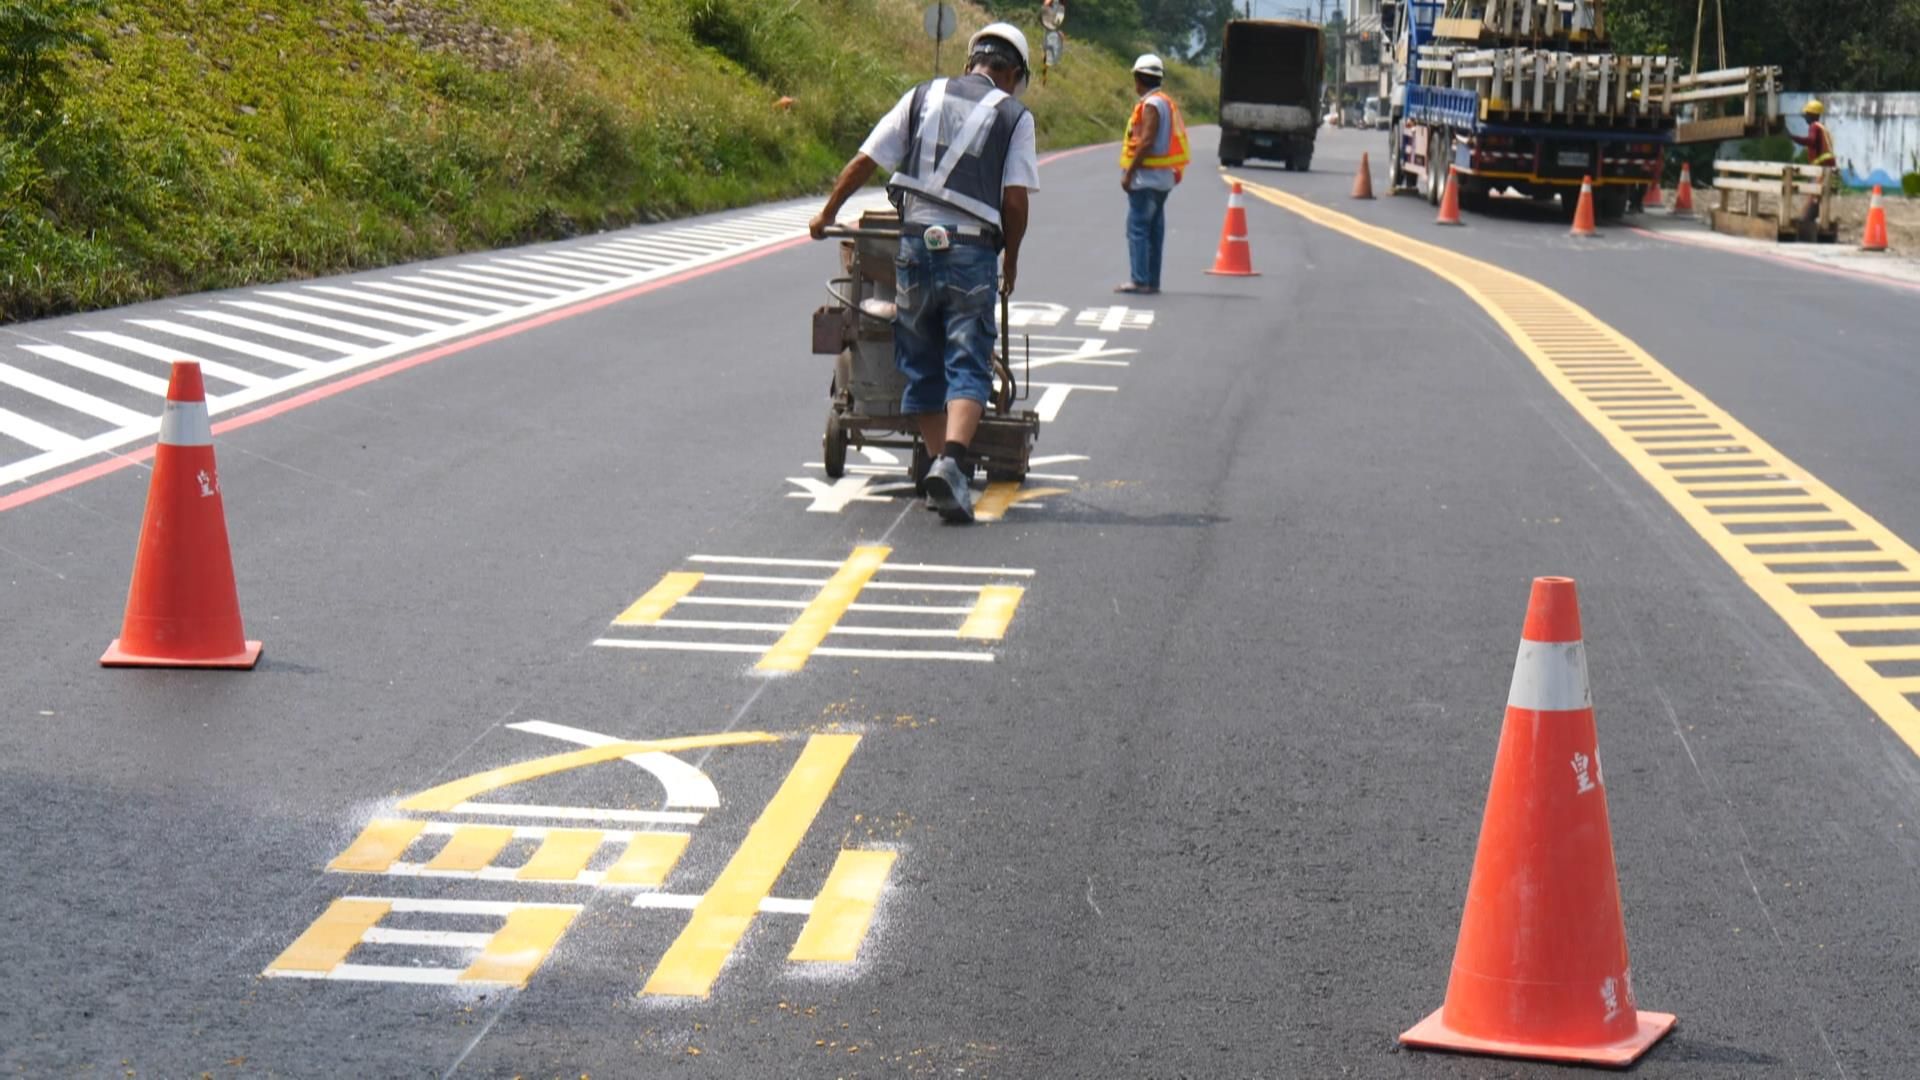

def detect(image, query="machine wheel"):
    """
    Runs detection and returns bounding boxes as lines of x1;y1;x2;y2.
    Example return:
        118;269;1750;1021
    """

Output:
823;414;848;478
1596;189;1630;220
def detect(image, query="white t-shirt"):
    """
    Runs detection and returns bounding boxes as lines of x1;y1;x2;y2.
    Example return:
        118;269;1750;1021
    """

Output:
860;76;1039;228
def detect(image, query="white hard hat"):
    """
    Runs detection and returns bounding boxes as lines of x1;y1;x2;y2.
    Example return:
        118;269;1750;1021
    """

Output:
1132;53;1165;78
969;22;1031;72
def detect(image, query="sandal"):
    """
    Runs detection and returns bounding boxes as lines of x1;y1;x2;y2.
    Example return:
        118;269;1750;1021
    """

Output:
1114;282;1147;294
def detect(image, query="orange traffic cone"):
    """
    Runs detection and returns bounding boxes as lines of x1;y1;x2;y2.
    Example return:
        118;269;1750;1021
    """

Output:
1643;177;1665;209
101;361;262;669
1352;153;1376;199
1435;166;1464;226
1205;182;1260;277
1570;176;1599;237
1862;185;1890;251
1401;577;1675;1067
1671;162;1695;217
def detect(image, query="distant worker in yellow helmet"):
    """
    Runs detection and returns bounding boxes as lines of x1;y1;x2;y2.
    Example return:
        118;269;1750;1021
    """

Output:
1117;53;1190;295
1788;99;1837;236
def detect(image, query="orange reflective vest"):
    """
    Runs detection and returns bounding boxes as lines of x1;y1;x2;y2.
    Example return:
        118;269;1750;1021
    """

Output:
1808;121;1836;166
1120;91;1191;178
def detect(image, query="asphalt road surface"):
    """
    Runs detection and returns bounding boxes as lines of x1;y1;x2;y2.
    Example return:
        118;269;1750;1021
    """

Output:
4;124;1919;1078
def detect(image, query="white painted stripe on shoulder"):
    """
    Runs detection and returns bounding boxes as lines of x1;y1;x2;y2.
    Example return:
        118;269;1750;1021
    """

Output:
129;319;332;368
21;345;173;396
0;362;153;427
184;309;369;353
0;407;82;451
519;254;625;280
362;281;509;312
455;263;588;290
493;257;610;283
257;290;453;331
159;399;212;446
70;331;271;387
218;301;407;343
303;286;479;321
1507;639;1591;712
397;274;545;304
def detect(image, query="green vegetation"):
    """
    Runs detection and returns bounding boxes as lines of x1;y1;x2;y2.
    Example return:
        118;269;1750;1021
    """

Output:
1604;0;1920;92
1;0;1216;321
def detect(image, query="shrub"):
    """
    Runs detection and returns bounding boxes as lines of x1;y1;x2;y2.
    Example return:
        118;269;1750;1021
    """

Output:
1903;173;1920;198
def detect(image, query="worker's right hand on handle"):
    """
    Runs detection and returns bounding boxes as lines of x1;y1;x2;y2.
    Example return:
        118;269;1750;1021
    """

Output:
808;211;834;241
1000;257;1017;297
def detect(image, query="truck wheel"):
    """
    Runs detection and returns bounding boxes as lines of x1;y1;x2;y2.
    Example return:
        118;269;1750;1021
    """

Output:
1596;189;1630;220
823;414;848;479
1219;129;1245;168
1427;131;1448;206
1386;122;1407;191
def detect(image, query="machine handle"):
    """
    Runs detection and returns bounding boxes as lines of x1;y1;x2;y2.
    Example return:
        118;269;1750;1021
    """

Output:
820;225;903;240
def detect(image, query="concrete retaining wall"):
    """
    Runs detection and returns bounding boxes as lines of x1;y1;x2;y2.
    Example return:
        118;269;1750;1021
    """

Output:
1778;92;1920;189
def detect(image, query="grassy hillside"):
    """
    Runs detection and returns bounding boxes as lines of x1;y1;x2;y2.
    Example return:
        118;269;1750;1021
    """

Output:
0;0;1215;321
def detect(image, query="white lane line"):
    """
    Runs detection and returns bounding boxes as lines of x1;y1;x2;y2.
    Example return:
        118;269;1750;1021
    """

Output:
371;897;582;915
503;719;721;809
694;572;991;593
257;290;454;331
0;363;154;427
631;894;813;914
518;255;626;281
419;821;657;843
647;619;786;632
419;269;564;298
182;310;368;354
0;407;82;451
70;331;271;388
688;554;1034;576
360;928;493;949
362;281;509;312
490;258;611;284
674;597;976;615
456;263;589;290
396;275;546;304
218;301;407;344
302;285;482;321
592;638;991;661
19;345;171;396
264;965;466;985
129;319;332;369
449;801;704;826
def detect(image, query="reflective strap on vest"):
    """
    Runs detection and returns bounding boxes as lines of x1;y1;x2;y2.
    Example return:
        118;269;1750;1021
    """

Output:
889;78;1011;229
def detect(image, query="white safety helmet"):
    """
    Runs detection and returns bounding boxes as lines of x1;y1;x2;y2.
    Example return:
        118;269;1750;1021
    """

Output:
1132;53;1165;79
968;22;1032;95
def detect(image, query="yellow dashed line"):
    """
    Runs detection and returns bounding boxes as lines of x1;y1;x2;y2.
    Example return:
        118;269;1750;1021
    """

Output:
1236;175;1920;750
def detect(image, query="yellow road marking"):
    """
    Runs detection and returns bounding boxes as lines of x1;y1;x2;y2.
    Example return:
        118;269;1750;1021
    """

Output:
604;832;692;887
958;585;1026;640
1235;175;1920;753
516;828;604;881
974;483;1070;522
425;824;516;872
757;546;890;673
328;819;426;873
399;730;778;812
615;572;704;625
788;849;897;963
266;898;390;972
459;907;579;986
643;734;859;997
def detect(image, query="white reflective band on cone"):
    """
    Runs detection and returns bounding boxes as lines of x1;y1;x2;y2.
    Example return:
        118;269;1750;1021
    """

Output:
159;399;213;447
1507;639;1591;711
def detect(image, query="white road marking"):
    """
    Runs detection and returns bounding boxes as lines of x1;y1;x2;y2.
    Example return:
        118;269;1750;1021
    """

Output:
0;363;154;427
1032;382;1119;422
0;407;81;451
418;269;564;298
257;290;453;331
303;285;481;320
593;638;993;662
448;801;705;826
530;249;657;274
362;281;509;312
360;928;494;949
454;263;586;291
19;345;172;396
500;257;614;283
217;301;407;343
264;965;466;985
631;894;814;914
372;897;582;915
504;719;721;809
130;319;333;368
69;331;271;387
395;275;546;304
676;597;976;615
688;555;1034;575
182;310;367;354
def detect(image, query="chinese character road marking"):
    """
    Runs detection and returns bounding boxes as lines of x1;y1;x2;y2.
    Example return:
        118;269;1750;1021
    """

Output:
757;546;892;672
265;897;582;988
1075;305;1155;331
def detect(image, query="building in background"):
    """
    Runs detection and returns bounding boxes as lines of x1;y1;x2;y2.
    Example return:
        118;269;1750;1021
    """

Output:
1341;0;1383;125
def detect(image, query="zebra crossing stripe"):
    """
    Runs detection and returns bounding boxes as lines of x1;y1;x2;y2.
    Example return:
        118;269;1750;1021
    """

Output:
129;319;335;368
70;331;271;387
19;345;172;395
217;301;408;344
0;363;153;428
257;291;452;331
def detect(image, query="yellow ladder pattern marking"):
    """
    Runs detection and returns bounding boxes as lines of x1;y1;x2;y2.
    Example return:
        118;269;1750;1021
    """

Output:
424;824;516;872
643;734;860;997
974;483;1069;522
958;585;1026;640
266;898;390;972
516;828;605;881
757;546;891;672
615;572;704;625
459;907;580;986
1236;175;1920;753
788;849;897;963
328;819;425;873
398;730;777;813
604;832;692;887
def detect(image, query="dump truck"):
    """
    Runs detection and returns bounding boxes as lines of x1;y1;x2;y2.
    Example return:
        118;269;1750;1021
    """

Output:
1381;0;1779;218
1218;19;1325;171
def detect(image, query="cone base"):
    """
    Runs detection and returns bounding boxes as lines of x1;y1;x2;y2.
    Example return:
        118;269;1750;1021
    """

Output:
1435;220;1463;227
1399;1006;1676;1068
101;639;263;669
1204;269;1260;276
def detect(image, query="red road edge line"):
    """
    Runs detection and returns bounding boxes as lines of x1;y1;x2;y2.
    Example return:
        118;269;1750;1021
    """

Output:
0;237;807;514
1;144;1111;516
1629;225;1920;296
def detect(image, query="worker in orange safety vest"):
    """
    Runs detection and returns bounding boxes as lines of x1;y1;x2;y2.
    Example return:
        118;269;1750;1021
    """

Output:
1117;54;1190;294
1789;99;1838;237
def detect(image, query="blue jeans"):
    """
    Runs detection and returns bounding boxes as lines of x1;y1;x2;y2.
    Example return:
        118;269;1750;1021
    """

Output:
893;235;997;414
1126;187;1169;289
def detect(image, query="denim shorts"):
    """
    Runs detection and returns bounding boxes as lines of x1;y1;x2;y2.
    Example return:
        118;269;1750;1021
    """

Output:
893;235;997;414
